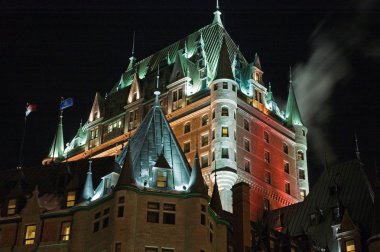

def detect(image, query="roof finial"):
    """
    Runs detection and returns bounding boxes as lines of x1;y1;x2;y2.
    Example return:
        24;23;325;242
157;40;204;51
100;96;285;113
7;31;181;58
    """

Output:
355;132;361;161
154;65;161;105
289;66;293;84
212;0;223;25
268;82;272;92
132;31;135;56
216;0;219;10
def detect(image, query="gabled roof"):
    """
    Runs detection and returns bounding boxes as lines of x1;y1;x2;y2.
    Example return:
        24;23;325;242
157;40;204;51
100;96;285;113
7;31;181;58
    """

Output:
89;92;104;122
127;73;142;104
285;82;304;126
117;96;191;190
214;36;234;80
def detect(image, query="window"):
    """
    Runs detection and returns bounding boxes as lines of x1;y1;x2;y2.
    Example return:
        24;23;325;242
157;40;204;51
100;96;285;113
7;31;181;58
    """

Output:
117;196;125;217
244;160;251;173
254;72;260;82
232;84;236;92
60;222;71;241
157;170;168;188
7;199;16;215
285;182;291;194
283;143;289;154
222;148;229;159
201;134;208;147
66;191;76;207
24;225;37;245
145;247;159;252
221;107;229;116
90;129;99;140
346;240;356;252
163;203;176;225
284;162;290;174
115;243;122;252
243;119;249;131
209;222;214;242
212;150;215;161
201;155;209;168
214;83;218;91
264;171;271;184
264;131;269;143
222;127;229;137
183;142;190;154
264;198;270;211
172;88;183;110
300;189;306;200
299;169;305;180
129;109;139;122
162;249;175;252
201;204;206;225
147;202;160;223
118;196;125;203
93;211;101;232
297;151;304;160
264;151;270;163
201;115;209;126
212;129;215;140
103;208;110;228
223;82;228;89
108;120;122;133
212;109;215;119
184;122;191;134
302;129;306;136
244;139;250;151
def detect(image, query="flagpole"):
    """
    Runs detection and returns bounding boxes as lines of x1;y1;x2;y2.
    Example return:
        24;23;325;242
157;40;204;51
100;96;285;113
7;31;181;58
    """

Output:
17;109;28;169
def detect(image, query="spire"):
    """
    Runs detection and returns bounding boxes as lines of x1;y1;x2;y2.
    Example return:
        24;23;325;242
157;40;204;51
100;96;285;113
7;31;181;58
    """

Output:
212;0;223;26
127;31;137;71
285;68;304;126
115;143;136;190
154;65;161;106
210;165;223;215
48;108;65;160
214;37;234;80
81;159;94;201
188;148;208;196
355;132;361;161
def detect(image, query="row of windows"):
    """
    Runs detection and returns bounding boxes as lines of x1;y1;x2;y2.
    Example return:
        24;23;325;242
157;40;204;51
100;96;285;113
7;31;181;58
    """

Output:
147;202;176;225
213;82;236;92
23;222;71;245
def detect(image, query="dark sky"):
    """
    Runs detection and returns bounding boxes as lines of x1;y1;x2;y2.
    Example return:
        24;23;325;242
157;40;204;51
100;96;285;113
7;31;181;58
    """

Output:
1;0;379;184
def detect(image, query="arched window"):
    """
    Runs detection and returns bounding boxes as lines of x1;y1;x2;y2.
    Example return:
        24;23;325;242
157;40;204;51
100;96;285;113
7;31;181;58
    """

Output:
184;122;191;134
297;151;304;161
201;115;209;126
221;107;229;116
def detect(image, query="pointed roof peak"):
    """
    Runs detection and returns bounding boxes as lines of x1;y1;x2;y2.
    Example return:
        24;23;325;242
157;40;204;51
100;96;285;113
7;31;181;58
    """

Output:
81;159;94;201
154;65;161;105
354;132;361;161
214;36;234;81
285;76;304;126
210;174;223;215
127;31;137;71
115;144;136;190
188;147;208;196
212;0;223;26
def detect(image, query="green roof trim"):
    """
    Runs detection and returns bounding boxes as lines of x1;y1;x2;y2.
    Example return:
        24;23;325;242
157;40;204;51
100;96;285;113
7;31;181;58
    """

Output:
285;82;304;126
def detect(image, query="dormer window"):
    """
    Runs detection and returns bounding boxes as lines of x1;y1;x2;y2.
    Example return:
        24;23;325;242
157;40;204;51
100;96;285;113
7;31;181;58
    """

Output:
7;199;17;215
66;191;76;207
157;170;168;188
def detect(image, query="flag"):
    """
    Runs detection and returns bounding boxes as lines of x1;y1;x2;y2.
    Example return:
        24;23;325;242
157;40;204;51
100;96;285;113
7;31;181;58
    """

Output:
60;97;74;110
25;103;37;117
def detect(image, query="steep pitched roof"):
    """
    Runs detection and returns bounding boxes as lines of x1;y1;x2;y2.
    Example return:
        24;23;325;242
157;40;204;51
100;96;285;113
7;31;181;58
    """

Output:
214;36;234;80
117;97;191;190
81;160;94;201
210;177;223;215
285;82;304;126
187;152;208;196
115;144;136;189
47;112;65;159
89;92;104;122
127;73;142;104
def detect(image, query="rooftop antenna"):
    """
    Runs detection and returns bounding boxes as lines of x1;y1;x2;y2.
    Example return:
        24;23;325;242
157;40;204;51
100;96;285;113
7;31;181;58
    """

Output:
154;65;161;105
355;132;361;161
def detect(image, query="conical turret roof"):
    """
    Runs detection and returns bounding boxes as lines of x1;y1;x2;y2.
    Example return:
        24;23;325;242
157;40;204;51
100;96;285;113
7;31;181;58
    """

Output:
47;111;65;160
187;152;208;196
214;37;234;81
210;176;223;215
285;82;304;126
81;160;94;201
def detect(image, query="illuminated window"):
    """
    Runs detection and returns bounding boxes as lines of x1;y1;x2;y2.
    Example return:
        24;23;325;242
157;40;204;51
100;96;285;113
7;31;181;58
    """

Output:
147;202;160;223
221;107;229;116
285;182;291;194
264;171;271;184
222;127;229;137
163;203;176;225
66;191;76;207
184;122;191;134
264;131;269;143
115;243;122;252
222;148;229;159
264;151;271;163
300;189;306;200
201;115;209;126
297;151;304;161
183;142;190;154
201;134;208;147
244;139;250;151
157;170;168;188
24;225;37;245
201;155;209;168
172;88;183;110
254;72;260;82
243;119;249;131
244;160;251;173
299;169;305;180
283;143;288;154
264;198;270;211
60;222;71;241
284;162;290;174
7;199;16;215
223;82;228;89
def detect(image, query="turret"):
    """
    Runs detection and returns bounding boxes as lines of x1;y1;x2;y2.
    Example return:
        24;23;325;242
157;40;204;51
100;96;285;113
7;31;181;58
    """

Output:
187;150;209;197
81;159;94;202
43;110;65;165
210;36;238;212
286;72;309;199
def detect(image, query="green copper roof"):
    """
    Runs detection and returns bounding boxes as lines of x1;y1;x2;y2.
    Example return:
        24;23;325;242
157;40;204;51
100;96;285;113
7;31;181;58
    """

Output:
214;36;234;80
285;82;304;126
187;151;208;196
48;113;65;159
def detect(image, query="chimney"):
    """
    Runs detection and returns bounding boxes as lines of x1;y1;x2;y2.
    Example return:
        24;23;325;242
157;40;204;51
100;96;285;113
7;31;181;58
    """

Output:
232;182;251;252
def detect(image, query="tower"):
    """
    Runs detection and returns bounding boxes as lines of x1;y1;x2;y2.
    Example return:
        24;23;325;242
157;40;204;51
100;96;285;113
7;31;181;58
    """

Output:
210;37;238;212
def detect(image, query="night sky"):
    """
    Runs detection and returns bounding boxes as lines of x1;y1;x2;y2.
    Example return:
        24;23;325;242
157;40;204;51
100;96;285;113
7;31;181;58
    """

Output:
1;0;379;185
